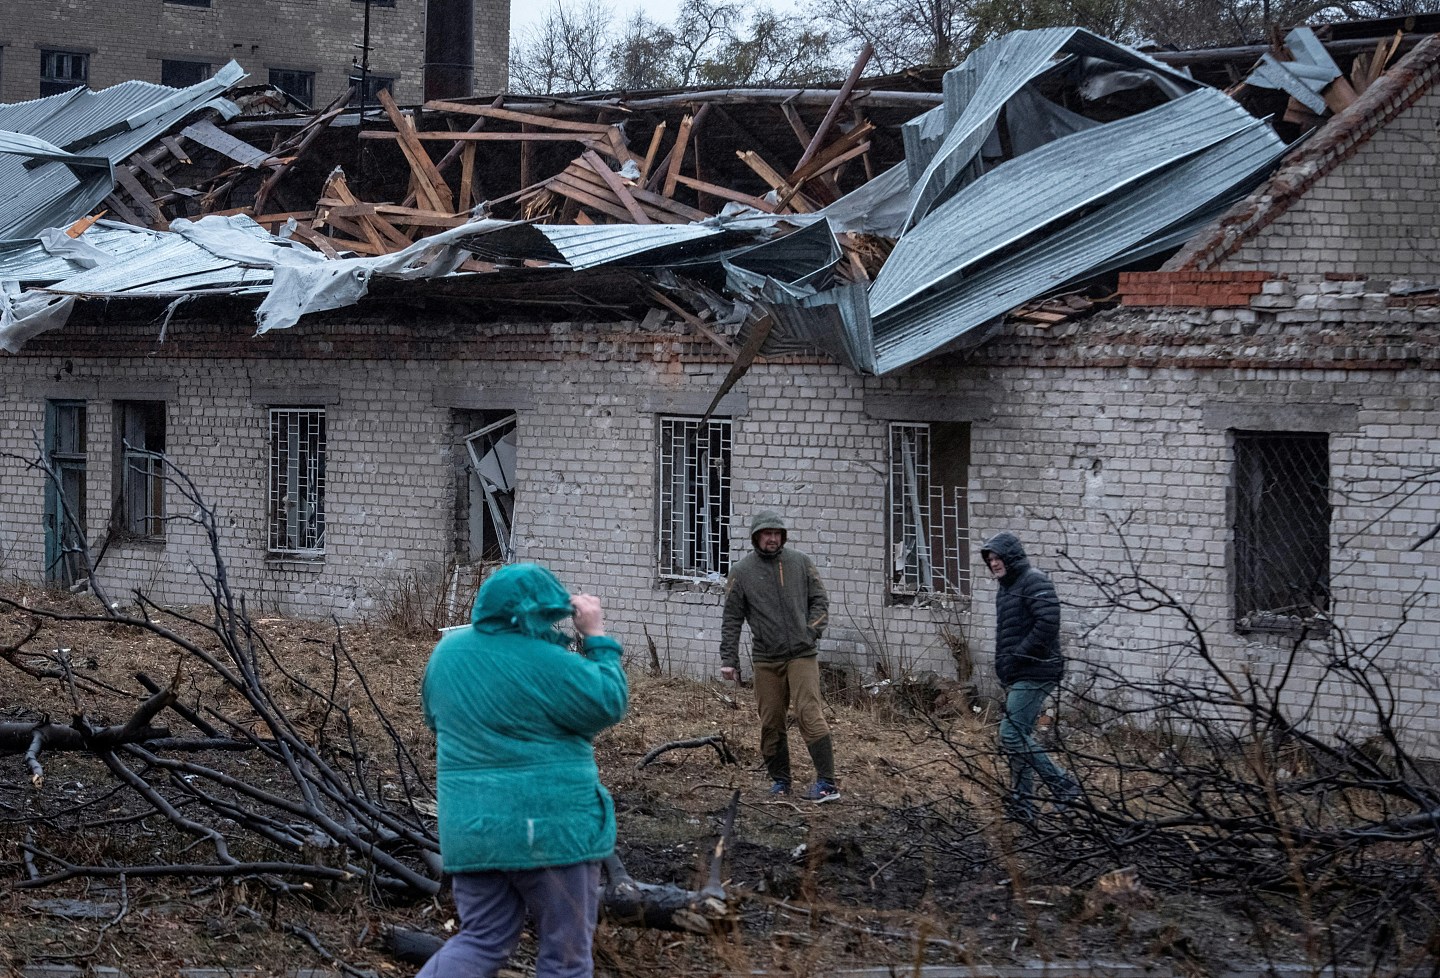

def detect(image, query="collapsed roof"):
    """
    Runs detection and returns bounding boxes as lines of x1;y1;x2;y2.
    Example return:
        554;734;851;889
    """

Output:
0;22;1425;371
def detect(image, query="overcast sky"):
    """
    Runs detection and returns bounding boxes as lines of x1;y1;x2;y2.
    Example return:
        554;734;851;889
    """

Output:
510;0;802;41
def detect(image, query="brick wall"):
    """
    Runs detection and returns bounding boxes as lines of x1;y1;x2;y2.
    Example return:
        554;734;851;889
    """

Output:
1224;86;1440;279
1;0;510;105
3;284;1438;755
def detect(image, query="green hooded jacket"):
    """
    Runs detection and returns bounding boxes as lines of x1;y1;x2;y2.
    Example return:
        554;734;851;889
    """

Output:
422;563;629;872
720;512;829;670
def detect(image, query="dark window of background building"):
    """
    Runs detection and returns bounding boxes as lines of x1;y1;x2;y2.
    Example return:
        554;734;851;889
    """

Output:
40;49;88;96
161;60;210;87
268;68;315;109
348;72;395;104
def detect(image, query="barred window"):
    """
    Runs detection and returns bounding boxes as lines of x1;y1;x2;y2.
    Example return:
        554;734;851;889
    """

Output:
1233;431;1330;631
888;421;971;600
270;408;326;556
658;416;731;581
114;401;165;539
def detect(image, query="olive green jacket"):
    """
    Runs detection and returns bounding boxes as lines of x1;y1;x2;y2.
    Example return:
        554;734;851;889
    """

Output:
720;546;829;669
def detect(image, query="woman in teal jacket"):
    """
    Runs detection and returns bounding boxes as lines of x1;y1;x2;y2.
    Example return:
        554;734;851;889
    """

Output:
419;563;628;978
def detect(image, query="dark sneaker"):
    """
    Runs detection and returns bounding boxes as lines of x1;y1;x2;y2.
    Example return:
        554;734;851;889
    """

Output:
769;780;792;796
1052;778;1082;813
1003;798;1037;825
801;780;841;804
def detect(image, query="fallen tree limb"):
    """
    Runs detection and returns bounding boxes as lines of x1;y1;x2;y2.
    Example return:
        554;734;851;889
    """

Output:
636;733;737;769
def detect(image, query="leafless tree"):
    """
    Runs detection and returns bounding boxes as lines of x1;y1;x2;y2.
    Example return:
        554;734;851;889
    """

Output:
513;0;841;94
510;0;616;94
0;451;739;965
922;524;1440;970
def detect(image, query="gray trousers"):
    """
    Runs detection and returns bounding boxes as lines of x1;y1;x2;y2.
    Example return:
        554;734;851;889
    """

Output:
416;861;601;978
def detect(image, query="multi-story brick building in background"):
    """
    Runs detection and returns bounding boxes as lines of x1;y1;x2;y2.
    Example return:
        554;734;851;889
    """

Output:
0;0;509;106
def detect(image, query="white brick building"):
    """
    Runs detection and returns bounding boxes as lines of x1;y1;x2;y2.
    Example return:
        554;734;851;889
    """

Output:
2;32;1438;757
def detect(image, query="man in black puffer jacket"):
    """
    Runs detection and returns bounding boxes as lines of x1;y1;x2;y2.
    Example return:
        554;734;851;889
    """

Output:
980;532;1079;821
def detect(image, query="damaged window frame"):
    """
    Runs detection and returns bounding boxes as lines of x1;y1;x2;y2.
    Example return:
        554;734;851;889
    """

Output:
459;412;518;565
657;415;732;585
269;407;326;560
1232;430;1332;637
113;400;166;542
887;421;971;604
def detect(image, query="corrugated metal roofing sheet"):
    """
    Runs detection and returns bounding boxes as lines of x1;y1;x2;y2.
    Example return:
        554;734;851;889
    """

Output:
901;28;1202;230
41;232;274;296
870;122;1288;372
870;87;1262;318
536;223;725;269
0;223;167;283
0;62;244;241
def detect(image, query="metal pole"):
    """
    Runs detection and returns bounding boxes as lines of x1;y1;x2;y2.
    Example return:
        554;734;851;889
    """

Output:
356;0;373;177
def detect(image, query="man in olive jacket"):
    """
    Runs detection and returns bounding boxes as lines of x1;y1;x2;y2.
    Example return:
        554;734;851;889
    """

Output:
720;511;839;803
980;531;1079;822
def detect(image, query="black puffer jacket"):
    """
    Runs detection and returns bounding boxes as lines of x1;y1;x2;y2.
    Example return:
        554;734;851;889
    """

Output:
980;532;1063;686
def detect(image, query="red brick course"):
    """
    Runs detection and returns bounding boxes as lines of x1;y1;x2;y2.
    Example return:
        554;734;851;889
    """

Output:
1117;270;1272;308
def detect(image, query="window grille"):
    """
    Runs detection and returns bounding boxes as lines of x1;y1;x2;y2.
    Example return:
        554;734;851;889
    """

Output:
270;408;326;556
115;401;165;539
658;416;731;581
889;422;970;599
1233;431;1330;630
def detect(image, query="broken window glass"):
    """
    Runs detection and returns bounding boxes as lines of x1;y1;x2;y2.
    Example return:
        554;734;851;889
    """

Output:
1233;431;1331;631
889;421;970;601
461;414;517;563
269;407;326;556
44;400;87;585
658;416;731;582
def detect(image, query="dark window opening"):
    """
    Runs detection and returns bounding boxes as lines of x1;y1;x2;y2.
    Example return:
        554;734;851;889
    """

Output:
347;71;395;104
44;400;88;585
268;68;315;109
161;60;210;87
41;49;88;96
269;407;326;556
114;401;166;540
1234;430;1331;632
454;410;517;565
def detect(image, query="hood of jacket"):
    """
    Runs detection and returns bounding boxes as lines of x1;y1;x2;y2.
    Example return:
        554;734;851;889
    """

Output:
749;510;788;549
470;563;573;646
980;531;1031;586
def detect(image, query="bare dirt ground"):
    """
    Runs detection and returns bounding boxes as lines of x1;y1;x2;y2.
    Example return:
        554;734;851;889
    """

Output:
0;586;1377;976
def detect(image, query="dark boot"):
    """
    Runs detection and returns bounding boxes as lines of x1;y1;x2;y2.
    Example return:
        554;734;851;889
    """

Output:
764;733;792;788
806;735;836;783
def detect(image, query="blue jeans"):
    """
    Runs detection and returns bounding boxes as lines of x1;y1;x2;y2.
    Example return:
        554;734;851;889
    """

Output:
998;680;1076;811
417;861;601;978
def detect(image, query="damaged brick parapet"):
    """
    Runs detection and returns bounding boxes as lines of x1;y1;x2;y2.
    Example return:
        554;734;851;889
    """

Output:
974;278;1440;370
1164;33;1440;273
1117;270;1272;308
